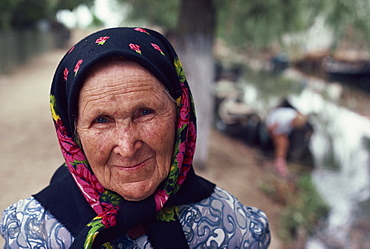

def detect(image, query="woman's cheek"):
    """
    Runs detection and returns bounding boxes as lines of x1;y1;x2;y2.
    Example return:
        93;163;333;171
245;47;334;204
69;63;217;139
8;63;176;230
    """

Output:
144;122;166;146
152;119;175;157
96;135;112;164
82;131;111;166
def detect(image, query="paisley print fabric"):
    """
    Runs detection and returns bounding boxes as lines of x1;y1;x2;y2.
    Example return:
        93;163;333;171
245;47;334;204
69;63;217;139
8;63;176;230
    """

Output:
178;187;270;248
1;198;73;248
1;187;270;248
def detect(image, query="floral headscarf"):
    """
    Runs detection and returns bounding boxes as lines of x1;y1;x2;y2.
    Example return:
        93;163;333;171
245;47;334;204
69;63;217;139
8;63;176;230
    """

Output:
44;27;214;248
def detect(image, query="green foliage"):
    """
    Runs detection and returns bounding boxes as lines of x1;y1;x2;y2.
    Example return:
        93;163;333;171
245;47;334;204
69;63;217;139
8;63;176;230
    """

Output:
259;172;329;245
0;0;95;31
115;0;370;50
279;174;329;244
3;0;370;47
0;0;22;30
117;0;180;29
320;0;370;49
10;0;54;29
55;0;95;11
90;12;105;27
214;0;325;48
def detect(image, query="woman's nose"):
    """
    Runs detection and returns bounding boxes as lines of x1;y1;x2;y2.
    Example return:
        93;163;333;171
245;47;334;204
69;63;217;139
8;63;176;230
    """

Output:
112;127;142;157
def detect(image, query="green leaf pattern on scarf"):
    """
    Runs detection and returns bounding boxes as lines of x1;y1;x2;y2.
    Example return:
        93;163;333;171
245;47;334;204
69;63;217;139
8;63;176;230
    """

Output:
156;206;179;222
174;58;186;83
100;190;121;206
84;217;105;249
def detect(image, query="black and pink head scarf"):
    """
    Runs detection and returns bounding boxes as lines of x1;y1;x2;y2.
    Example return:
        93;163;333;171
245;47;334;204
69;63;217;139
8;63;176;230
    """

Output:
48;27;214;248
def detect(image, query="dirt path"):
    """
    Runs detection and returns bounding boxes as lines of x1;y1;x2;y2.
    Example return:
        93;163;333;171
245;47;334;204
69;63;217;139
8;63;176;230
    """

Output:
0;47;284;248
0;49;66;247
202;131;284;249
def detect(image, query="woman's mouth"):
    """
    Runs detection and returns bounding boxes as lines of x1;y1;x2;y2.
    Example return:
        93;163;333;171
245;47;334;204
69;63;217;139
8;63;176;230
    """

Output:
115;157;153;171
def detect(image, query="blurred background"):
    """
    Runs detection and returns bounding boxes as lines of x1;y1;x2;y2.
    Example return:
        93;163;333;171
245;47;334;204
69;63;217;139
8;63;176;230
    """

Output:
0;0;369;248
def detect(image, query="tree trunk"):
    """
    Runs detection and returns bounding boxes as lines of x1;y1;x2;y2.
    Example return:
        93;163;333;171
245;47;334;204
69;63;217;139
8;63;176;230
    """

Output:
175;0;216;169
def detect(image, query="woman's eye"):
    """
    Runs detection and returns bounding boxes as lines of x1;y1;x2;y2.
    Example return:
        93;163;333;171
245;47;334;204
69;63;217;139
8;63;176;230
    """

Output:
141;109;153;116
95;116;109;123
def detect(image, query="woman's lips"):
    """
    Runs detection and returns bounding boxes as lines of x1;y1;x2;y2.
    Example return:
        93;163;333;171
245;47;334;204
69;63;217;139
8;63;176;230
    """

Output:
114;157;153;171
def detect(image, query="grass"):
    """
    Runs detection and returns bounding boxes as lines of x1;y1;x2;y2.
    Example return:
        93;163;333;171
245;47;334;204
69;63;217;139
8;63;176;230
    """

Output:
260;173;330;246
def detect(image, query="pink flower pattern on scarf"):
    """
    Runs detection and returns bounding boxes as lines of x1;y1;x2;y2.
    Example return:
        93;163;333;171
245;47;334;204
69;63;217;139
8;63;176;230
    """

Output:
74;59;83;76
151;43;165;55
134;27;150;34
95;36;110;45
63;68;68;81
129;43;141;54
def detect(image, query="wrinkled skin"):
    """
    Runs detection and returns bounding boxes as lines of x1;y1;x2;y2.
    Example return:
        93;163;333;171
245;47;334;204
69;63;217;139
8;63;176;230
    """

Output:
77;60;176;201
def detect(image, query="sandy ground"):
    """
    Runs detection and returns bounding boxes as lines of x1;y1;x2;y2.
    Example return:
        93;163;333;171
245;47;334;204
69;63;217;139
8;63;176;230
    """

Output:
0;47;284;248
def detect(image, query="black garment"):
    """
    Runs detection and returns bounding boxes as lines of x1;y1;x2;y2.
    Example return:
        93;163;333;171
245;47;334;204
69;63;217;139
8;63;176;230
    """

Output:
34;165;215;248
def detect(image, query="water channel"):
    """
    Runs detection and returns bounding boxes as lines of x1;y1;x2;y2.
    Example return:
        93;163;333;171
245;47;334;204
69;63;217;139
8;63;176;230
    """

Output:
235;66;370;248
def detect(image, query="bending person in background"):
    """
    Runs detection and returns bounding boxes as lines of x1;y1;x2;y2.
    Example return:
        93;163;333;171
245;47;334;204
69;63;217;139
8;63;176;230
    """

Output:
1;27;270;248
266;106;307;177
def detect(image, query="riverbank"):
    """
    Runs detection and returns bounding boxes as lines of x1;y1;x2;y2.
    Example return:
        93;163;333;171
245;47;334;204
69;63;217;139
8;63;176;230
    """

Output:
201;129;329;249
214;41;370;248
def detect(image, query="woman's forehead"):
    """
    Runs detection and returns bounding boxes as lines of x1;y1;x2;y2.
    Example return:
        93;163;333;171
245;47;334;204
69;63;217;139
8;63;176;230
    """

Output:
79;61;172;105
81;60;164;91
85;58;149;80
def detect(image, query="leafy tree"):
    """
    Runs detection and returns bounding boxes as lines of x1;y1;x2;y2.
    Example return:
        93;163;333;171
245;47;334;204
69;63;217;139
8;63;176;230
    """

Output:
3;0;95;30
319;0;370;50
10;0;54;29
214;0;325;48
54;0;95;11
0;0;21;30
123;0;179;29
118;0;370;49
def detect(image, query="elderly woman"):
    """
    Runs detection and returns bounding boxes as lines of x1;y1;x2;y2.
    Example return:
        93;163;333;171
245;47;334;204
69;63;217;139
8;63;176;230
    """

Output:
1;27;270;248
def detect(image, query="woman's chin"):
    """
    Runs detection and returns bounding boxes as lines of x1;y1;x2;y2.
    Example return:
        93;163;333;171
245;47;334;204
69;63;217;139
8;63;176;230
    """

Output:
115;182;156;202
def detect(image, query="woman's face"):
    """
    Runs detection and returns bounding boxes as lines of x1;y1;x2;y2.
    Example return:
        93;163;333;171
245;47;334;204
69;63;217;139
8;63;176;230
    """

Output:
77;61;176;201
